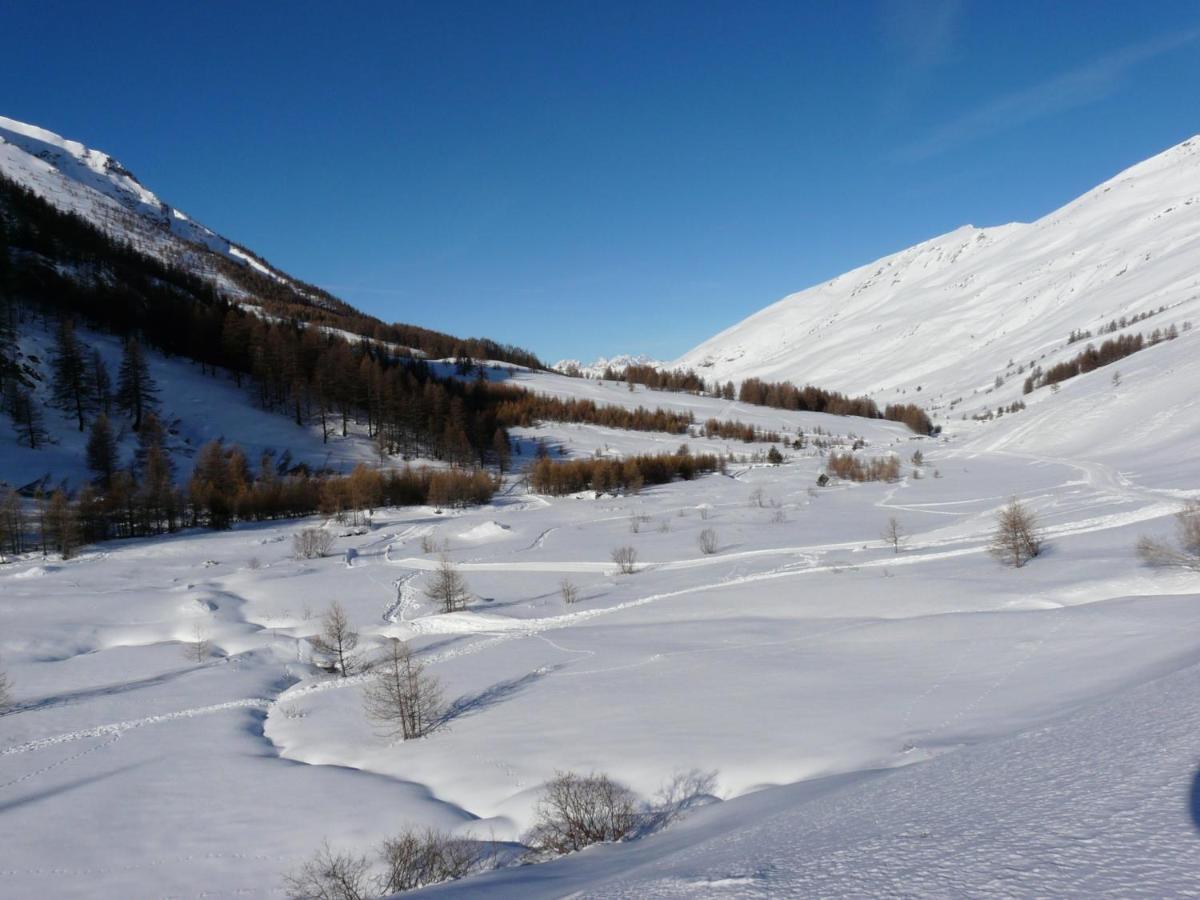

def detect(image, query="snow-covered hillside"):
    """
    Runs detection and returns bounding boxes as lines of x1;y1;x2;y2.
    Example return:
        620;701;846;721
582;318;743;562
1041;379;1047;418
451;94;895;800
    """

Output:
676;135;1200;427
0;115;309;302
552;355;669;378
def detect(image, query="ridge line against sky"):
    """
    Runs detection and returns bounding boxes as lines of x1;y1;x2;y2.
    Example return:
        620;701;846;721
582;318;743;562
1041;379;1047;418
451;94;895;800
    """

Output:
3;1;1199;362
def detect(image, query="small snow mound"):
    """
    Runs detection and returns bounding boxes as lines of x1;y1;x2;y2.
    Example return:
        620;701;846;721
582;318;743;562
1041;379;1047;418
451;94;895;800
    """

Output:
459;520;512;541
13;565;55;579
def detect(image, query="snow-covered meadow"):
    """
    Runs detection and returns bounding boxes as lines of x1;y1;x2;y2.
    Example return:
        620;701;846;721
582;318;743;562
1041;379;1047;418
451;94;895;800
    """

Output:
3;362;1199;896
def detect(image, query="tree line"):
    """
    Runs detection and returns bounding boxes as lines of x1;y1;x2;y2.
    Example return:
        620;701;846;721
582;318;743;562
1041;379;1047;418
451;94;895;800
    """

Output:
1023;326;1181;394
527;448;726;496
572;357;936;435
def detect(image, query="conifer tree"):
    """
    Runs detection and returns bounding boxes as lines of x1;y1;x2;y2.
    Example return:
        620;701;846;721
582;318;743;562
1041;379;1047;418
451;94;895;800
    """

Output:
85;414;118;488
115;338;159;431
89;348;112;415
7;385;47;449
50;319;90;431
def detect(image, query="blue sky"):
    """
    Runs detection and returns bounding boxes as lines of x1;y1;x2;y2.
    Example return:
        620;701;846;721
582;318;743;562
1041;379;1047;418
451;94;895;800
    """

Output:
4;1;1199;363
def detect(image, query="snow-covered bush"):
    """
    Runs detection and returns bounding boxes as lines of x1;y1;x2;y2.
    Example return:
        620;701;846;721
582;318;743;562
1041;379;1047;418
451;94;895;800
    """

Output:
697;528;718;555
294;528;334;559
525;771;639;855
559;579;579;604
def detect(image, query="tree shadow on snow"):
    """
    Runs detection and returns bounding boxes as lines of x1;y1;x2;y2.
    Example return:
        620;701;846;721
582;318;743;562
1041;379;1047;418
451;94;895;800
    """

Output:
441;666;565;725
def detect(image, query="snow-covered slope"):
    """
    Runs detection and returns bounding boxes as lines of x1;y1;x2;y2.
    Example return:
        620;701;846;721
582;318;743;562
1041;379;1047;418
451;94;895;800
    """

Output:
553;354;669;378
0;115;303;299
676;136;1200;421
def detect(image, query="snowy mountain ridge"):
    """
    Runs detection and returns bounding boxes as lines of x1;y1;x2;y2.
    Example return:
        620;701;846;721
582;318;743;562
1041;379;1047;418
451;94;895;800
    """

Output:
552;353;669;378
675;134;1200;417
0;114;306;301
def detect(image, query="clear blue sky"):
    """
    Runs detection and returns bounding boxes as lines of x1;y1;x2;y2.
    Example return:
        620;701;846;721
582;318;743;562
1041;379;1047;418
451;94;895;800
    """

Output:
4;1;1199;363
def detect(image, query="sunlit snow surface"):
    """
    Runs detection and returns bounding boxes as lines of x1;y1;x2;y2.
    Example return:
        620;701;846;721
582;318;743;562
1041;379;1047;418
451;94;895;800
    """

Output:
2;121;1200;896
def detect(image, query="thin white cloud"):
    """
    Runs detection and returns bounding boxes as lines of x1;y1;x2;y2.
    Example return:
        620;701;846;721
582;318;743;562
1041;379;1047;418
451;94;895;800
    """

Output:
898;28;1200;161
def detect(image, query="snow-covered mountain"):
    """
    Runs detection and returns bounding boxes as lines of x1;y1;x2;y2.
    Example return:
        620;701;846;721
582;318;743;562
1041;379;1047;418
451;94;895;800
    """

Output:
552;353;669;378
676;135;1200;418
0;114;315;303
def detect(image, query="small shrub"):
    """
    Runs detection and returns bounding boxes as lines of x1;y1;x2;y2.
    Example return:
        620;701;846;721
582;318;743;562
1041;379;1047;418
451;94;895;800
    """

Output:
989;498;1043;567
611;545;638;575
294;528;334;560
560;579;579;604
283;841;371;900
697;528;718;555
378;827;483;893
525;771;639;855
881;516;905;554
1136;500;1200;569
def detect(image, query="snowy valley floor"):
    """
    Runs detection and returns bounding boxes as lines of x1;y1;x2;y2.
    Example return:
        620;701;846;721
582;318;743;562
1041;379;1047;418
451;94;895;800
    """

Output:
2;416;1200;897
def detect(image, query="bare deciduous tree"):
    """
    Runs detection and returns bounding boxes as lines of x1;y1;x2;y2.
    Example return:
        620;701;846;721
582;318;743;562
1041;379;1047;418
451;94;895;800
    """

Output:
525;771;640;855
697;528;718;555
749;487;766;508
377;827;484;893
310;601;362;677
363;639;442;740
881;516;905;554
187;621;212;662
283;841;371;900
611;545;638;575
294;527;334;559
560;579;579;604
989;498;1043;567
1136;500;1200;569
644;768;719;832
425;555;470;613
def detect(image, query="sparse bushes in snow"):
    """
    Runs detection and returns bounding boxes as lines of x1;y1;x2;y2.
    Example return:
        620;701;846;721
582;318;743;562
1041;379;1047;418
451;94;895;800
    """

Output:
294;527;335;559
286;829;495;898
989;498;1044;567
377;827;488;893
425;555;471;612
611;545;638;574
283;841;372;900
826;452;901;483
697;528;719;555
560;579;579;604
1136;500;1200;569
309;601;363;677
525;771;639;855
362;639;442;740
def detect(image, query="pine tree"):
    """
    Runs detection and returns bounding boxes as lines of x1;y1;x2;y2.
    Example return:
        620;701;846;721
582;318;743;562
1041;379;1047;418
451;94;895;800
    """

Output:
85;414;118;488
50;319;90;431
7;385;47;449
115;338;159;431
90;348;112;415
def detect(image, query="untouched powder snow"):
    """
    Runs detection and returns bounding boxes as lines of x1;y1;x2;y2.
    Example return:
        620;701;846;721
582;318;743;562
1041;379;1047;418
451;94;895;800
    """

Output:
675;135;1200;425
